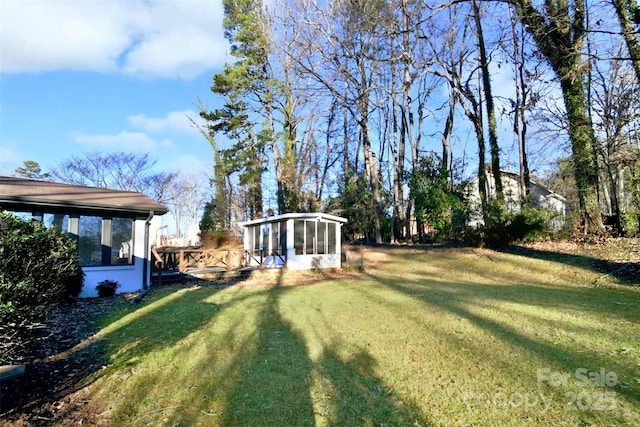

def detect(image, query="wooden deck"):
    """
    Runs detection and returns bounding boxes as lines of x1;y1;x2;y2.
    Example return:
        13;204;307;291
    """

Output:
151;247;283;284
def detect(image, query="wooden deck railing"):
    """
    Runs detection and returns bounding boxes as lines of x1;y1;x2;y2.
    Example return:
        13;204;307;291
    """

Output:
152;247;285;278
150;247;165;286
178;249;244;273
244;250;286;269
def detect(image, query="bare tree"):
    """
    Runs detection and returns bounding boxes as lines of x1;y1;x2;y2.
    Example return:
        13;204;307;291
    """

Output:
591;47;640;233
472;0;504;202
291;0;396;243
49;151;177;204
164;172;208;243
510;0;605;234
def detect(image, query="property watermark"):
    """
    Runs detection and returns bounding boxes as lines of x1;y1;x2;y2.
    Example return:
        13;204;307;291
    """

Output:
461;367;619;413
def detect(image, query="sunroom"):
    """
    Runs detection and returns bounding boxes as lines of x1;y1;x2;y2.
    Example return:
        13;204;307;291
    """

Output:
0;176;168;297
240;212;348;270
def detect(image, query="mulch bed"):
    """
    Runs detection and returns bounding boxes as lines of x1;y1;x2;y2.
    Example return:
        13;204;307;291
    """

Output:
0;298;119;426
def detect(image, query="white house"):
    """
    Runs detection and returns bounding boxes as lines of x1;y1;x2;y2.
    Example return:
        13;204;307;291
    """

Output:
0;176;168;297
465;170;570;229
240;212;348;270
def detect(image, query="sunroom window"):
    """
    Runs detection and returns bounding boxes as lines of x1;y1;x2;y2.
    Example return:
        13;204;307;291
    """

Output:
78;216;103;266
293;219;337;255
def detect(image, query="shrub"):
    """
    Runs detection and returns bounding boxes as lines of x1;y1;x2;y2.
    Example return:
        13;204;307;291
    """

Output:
622;210;639;237
199;231;242;249
96;280;120;297
0;211;84;362
467;203;551;248
508;206;551;243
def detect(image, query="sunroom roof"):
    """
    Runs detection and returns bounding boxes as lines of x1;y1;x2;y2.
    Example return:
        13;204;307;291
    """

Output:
0;176;168;217
239;212;347;227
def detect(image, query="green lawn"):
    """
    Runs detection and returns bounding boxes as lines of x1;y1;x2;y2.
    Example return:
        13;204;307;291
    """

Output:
86;246;640;426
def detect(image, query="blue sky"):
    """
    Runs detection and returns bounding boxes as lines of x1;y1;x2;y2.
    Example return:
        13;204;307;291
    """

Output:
0;0;228;177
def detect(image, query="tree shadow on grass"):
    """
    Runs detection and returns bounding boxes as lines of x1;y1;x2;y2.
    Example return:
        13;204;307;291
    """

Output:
213;275;428;426
71;285;232;426
220;285;316;426
364;268;640;421
0;286;229;424
313;345;429;425
498;245;639;285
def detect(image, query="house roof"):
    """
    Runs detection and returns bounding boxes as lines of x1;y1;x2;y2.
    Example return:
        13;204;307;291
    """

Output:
239;212;348;227
0;176;169;217
465;170;569;203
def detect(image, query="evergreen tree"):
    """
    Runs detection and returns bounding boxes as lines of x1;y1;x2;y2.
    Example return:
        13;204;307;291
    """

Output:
201;0;271;219
14;160;50;180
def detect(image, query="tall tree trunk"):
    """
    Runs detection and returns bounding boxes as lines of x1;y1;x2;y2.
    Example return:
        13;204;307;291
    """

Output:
391;60;403;242
512;0;605;234
510;6;531;200
441;85;455;173
611;0;640;83
361;112;384;244
472;0;503;202
560;74;604;233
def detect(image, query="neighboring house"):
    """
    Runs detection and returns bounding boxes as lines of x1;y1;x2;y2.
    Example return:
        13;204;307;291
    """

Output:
465;170;570;229
240;212;348;270
0;176;168;297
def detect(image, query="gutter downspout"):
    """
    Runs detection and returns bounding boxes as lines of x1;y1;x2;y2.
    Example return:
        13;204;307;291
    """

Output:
133;210;154;304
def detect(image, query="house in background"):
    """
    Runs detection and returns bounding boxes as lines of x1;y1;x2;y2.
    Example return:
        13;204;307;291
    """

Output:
465;170;570;229
0;176;168;297
240;212;348;270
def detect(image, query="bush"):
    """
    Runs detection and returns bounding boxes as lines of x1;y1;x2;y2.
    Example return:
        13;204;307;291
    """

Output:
96;280;120;297
468;203;551;248
0;211;84;362
199;231;242;249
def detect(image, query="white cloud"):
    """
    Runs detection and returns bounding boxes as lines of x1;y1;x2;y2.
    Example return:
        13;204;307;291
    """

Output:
128;110;205;135
0;0;227;79
171;154;213;175
71;130;173;153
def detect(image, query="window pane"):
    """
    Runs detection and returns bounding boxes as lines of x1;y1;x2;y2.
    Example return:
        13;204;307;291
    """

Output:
306;221;315;255
280;222;287;256
253;226;261;255
44;213;69;232
78;216;102;266
328;222;337;254
294;220;305;255
8;211;32;221
270;222;279;255
317;221;326;254
112;218;133;264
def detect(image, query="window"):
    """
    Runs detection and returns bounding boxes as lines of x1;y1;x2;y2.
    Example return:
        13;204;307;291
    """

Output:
305;221;315;255
317;221;326;254
294;220;305;255
76;216;134;267
112;218;133;264
253;225;261;255
270;222;280;255
293;219;338;255
44;213;69;232
78;216;103;266
328;222;337;254
279;222;287;255
14;211;135;267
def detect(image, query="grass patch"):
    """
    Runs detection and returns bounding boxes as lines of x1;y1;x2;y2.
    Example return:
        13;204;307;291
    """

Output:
86;246;640;426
